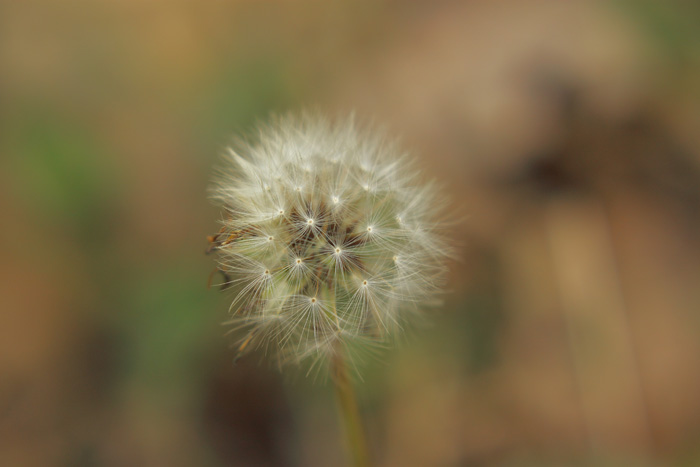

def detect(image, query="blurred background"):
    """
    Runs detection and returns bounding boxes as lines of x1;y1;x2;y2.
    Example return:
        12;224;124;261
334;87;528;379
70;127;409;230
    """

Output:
2;1;700;465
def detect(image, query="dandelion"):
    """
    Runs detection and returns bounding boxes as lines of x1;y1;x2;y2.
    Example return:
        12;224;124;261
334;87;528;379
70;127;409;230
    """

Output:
208;111;452;465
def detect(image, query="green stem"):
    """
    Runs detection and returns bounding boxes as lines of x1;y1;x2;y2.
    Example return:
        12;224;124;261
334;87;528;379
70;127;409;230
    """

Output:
332;350;370;467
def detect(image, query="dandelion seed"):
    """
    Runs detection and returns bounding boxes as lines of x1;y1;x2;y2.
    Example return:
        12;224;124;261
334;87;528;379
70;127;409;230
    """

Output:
209;111;451;369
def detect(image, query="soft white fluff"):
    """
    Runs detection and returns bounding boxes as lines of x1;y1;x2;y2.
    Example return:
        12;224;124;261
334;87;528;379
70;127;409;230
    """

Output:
210;112;451;369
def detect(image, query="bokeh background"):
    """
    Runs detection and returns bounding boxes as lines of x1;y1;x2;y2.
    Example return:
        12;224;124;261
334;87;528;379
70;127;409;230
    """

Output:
2;1;700;465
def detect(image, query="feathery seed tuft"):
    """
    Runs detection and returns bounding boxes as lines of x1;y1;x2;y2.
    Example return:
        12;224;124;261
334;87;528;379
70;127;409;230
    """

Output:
209;112;451;369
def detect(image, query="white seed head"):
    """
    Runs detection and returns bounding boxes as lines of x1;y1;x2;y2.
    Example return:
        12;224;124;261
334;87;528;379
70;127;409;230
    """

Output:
209;112;451;369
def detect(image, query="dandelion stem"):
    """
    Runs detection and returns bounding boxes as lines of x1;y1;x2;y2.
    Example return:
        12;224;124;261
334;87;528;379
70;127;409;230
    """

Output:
332;350;369;467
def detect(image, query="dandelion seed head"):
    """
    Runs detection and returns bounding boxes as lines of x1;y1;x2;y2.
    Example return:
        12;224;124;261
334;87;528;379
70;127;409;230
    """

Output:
209;111;452;369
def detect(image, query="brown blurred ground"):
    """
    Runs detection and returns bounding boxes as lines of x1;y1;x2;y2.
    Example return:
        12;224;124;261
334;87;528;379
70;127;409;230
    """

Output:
2;1;700;466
